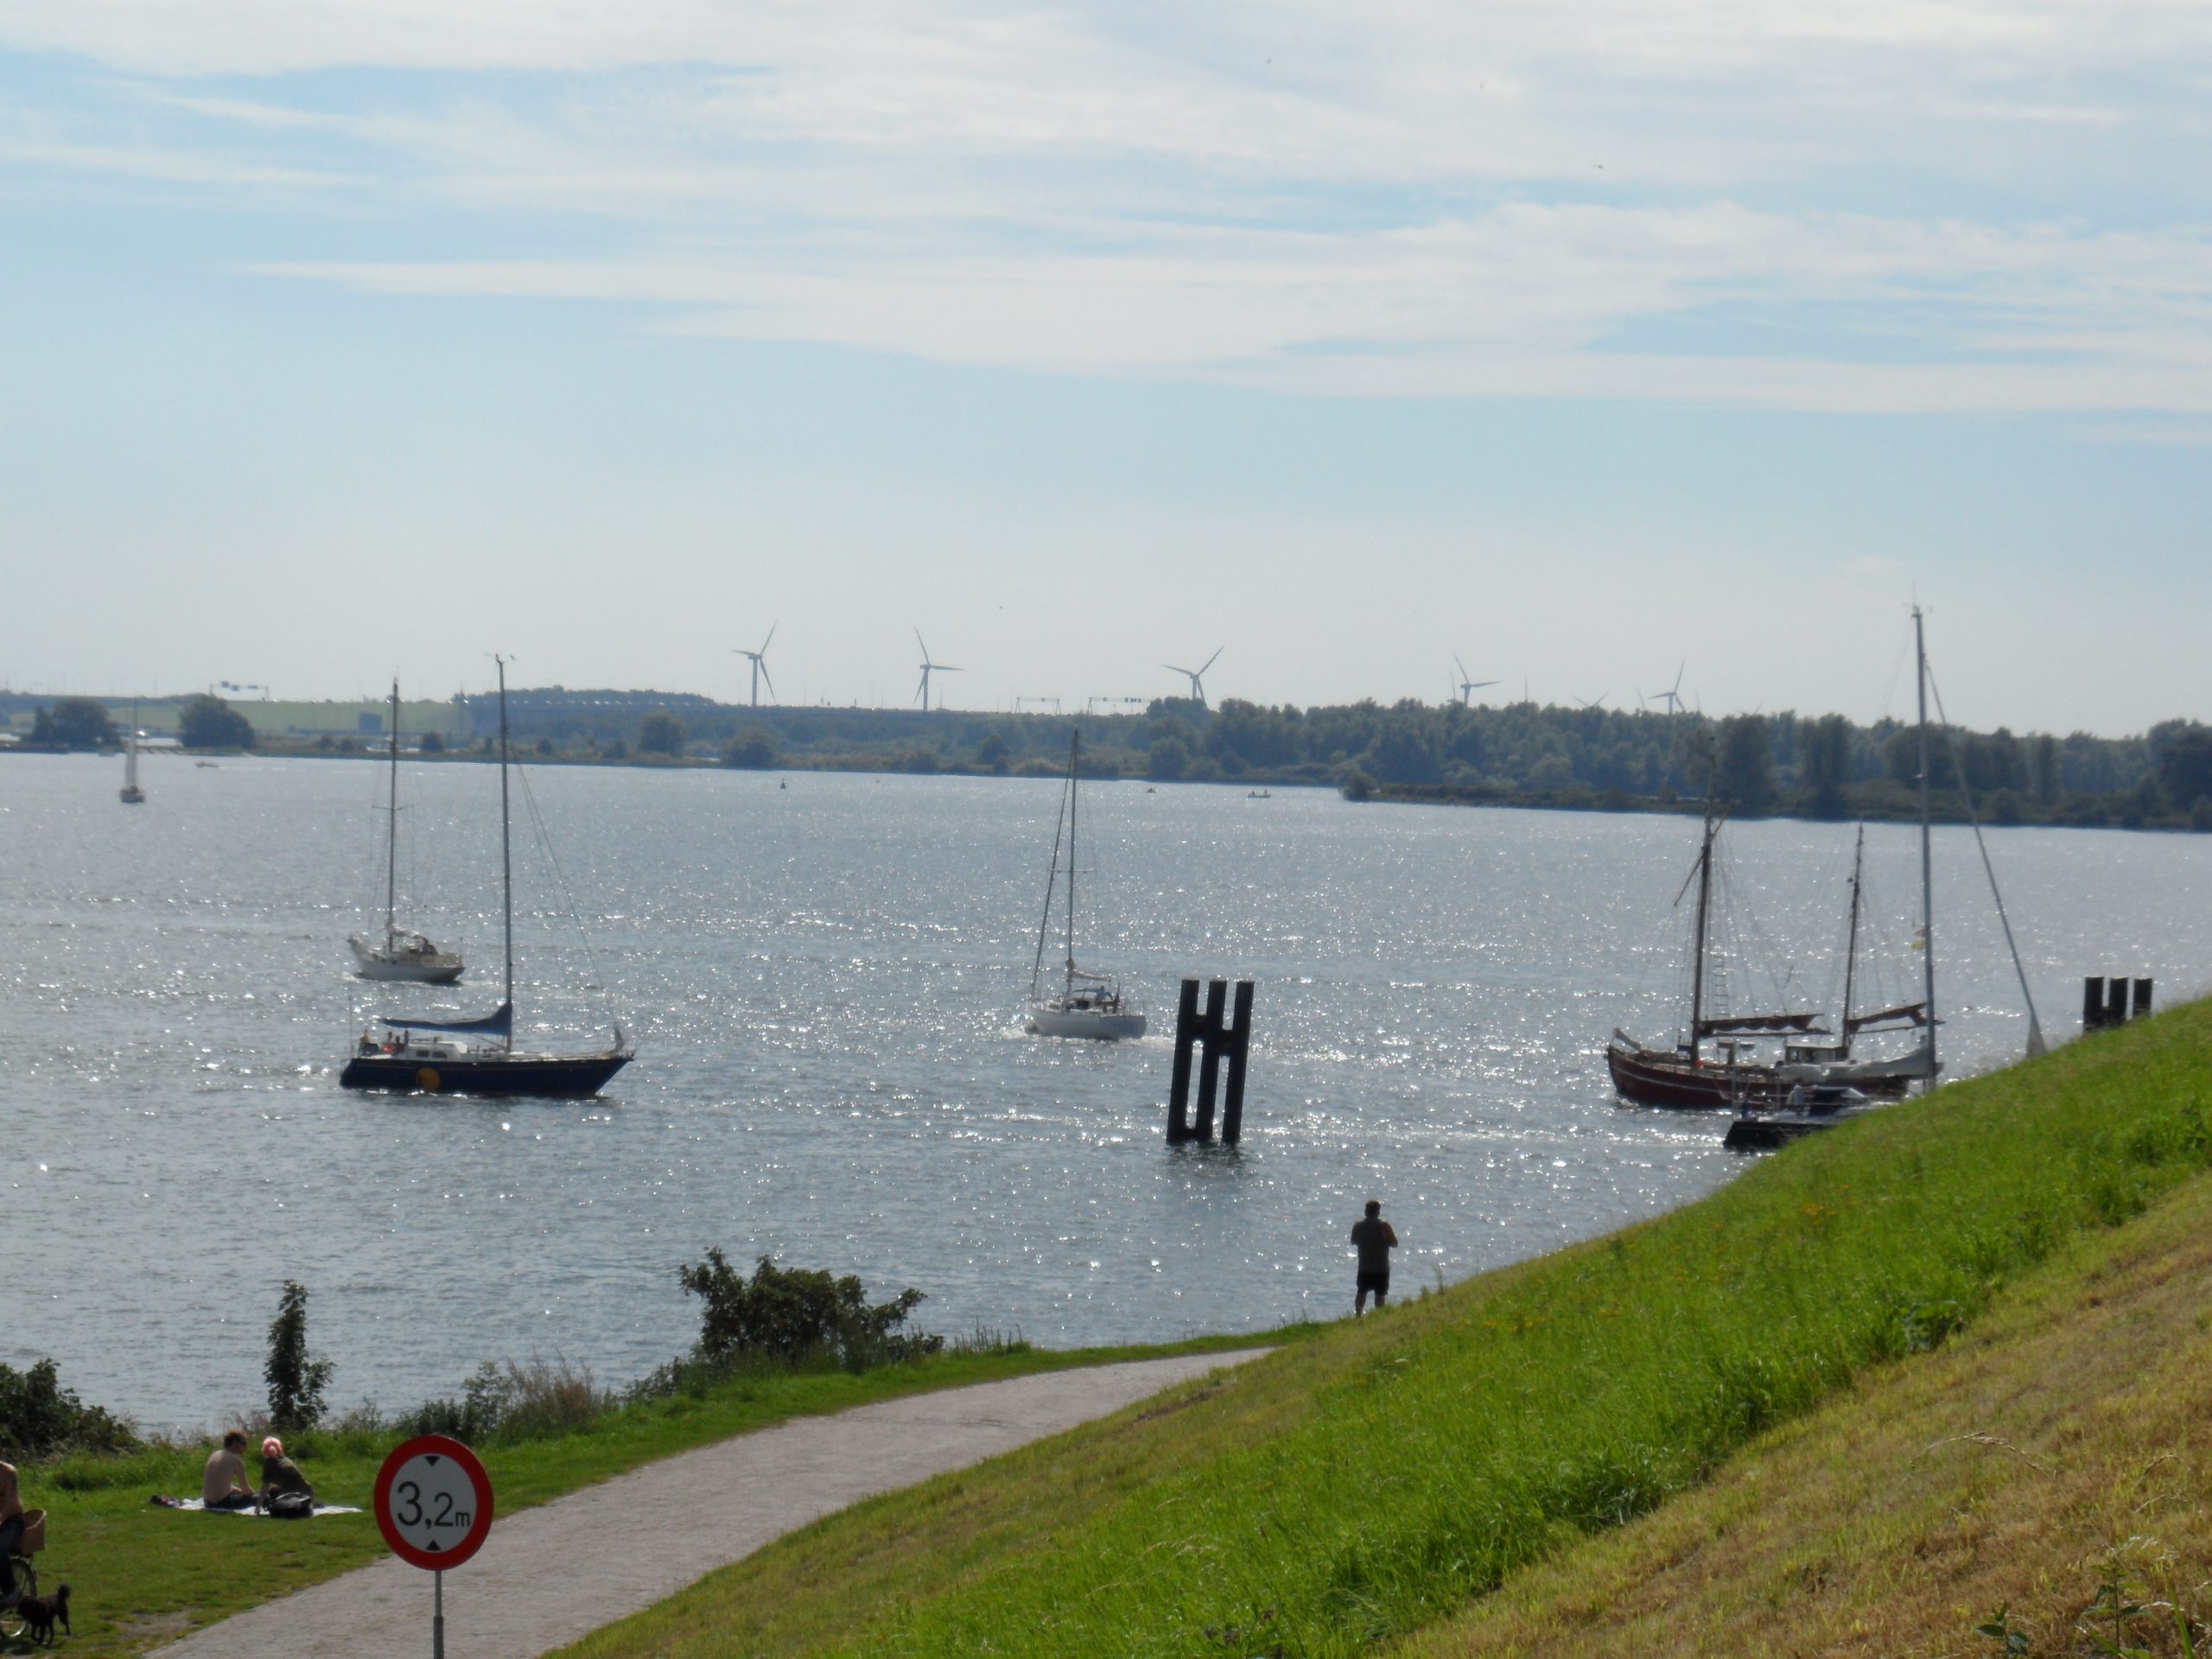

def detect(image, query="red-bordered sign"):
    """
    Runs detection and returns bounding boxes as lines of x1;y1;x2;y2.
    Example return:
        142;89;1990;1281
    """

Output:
374;1434;495;1571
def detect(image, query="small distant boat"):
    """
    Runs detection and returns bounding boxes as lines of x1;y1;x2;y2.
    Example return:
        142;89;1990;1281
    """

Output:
1027;727;1147;1041
119;713;146;805
348;681;463;984
1246;789;1272;799
341;658;632;1096
194;760;219;769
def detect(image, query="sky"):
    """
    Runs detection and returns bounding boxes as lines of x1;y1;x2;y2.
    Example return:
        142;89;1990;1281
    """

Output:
3;1;2209;734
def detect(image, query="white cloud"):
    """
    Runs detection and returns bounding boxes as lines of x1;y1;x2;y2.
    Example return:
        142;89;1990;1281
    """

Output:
6;0;2212;412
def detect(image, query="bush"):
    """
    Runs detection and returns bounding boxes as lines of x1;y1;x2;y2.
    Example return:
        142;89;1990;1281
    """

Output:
398;1354;612;1445
677;1250;944;1372
725;728;779;769
265;1281;334;1431
0;1359;137;1460
419;731;445;754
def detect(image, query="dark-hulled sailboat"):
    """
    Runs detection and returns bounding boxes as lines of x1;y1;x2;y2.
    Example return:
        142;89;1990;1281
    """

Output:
340;658;632;1096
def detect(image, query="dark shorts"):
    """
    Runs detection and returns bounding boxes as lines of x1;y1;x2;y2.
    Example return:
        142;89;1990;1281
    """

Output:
1356;1269;1389;1295
207;1492;257;1511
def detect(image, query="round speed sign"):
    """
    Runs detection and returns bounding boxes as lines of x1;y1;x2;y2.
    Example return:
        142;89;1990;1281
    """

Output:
374;1434;495;1570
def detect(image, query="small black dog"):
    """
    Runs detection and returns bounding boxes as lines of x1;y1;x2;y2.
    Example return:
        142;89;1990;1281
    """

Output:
16;1583;70;1645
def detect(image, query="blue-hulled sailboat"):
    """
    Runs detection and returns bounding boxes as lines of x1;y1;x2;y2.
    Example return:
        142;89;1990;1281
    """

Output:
340;657;632;1096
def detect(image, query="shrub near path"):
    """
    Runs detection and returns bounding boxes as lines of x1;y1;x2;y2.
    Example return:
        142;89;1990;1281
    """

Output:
557;1002;2212;1659
13;1338;1277;1658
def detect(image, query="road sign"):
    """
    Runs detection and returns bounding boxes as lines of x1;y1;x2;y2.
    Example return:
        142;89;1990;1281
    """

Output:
374;1434;495;1571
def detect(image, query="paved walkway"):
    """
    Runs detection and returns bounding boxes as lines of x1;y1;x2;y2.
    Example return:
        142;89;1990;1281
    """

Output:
155;1350;1269;1659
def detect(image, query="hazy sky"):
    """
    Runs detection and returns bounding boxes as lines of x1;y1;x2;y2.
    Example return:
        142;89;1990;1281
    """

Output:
4;1;2209;733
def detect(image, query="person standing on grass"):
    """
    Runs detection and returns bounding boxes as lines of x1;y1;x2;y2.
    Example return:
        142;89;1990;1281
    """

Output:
1351;1198;1398;1315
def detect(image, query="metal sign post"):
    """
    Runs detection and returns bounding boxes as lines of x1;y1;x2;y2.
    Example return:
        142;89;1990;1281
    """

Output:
374;1433;494;1656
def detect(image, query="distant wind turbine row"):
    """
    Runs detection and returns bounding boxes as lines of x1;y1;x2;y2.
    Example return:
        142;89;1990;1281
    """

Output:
725;629;1688;718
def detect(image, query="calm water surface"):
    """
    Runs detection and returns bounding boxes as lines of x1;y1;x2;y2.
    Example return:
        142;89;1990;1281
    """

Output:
3;753;2207;1428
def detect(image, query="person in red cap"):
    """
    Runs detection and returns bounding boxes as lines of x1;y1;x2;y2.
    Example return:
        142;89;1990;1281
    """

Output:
257;1437;315;1511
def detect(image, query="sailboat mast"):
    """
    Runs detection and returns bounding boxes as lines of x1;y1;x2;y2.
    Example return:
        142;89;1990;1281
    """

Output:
1688;807;1713;1062
497;656;515;1046
1840;823;1864;1057
1065;728;1079;998
1914;607;1937;1080
384;678;401;948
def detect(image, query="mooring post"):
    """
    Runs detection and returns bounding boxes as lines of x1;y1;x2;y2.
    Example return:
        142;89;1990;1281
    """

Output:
2083;976;2106;1031
1218;979;1255;1145
2105;976;2130;1028
2134;976;2154;1019
1192;978;1229;1141
1166;977;1201;1143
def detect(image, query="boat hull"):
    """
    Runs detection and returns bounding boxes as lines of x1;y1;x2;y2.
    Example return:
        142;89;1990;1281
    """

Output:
340;1052;631;1096
1606;1040;1915;1110
1028;1003;1147;1041
349;935;465;984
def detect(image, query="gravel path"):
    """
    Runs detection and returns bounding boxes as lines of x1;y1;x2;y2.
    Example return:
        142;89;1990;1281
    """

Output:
154;1350;1270;1659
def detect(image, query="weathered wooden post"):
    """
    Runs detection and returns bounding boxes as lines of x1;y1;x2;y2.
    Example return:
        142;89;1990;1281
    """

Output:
2104;976;2131;1028
1218;979;1255;1145
2083;976;2107;1032
2133;976;2154;1019
1166;977;1255;1146
1166;978;1202;1143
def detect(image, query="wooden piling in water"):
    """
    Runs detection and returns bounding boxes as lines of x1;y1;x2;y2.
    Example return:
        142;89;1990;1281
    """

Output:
1166;976;1255;1146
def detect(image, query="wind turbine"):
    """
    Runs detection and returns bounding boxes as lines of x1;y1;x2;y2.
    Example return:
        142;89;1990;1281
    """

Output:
1573;692;1610;711
1452;654;1500;707
1652;661;1687;716
914;629;962;712
1163;647;1223;707
733;622;778;708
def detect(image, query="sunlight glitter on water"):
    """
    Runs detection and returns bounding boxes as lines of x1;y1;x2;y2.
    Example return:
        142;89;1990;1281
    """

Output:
3;755;2209;1427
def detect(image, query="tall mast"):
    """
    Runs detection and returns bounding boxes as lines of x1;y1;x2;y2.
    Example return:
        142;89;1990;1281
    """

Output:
1914;607;1936;1080
497;655;515;1045
1688;806;1713;1062
384;678;401;948
1064;728;1079;998
1840;823;1865;1056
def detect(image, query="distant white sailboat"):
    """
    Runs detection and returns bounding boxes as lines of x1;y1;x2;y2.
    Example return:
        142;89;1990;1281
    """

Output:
347;680;464;984
118;702;145;804
1027;727;1147;1041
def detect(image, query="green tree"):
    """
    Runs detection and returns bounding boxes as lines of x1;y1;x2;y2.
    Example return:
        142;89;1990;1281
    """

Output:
975;731;1011;773
28;697;118;751
178;693;256;750
418;731;445;754
725;728;779;769
2153;724;2212;812
1799;714;1852;818
1717;715;1776;816
264;1281;334;1431
637;710;687;756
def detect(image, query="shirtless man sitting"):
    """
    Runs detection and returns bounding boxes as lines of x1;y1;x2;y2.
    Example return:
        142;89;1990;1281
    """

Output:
203;1430;257;1511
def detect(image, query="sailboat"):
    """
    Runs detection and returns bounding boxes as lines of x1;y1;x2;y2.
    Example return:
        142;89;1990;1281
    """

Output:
1027;728;1147;1040
1610;620;1944;1109
340;658;632;1096
118;702;145;804
348;680;464;984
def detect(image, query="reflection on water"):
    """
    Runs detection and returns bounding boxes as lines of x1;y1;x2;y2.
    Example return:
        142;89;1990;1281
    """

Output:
3;753;2206;1428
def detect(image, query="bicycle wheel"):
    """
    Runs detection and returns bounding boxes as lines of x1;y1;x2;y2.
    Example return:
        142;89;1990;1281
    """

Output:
0;1558;34;1636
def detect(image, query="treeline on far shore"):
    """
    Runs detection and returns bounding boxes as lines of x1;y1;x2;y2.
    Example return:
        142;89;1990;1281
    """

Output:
15;689;2212;831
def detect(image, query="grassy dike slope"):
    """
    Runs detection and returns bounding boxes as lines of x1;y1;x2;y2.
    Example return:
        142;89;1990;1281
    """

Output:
558;1001;2212;1659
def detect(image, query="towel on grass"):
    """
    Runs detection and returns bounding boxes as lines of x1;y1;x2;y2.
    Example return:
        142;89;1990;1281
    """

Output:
150;1497;361;1516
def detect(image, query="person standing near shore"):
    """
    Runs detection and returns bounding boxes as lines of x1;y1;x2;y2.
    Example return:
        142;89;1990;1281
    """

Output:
1350;1199;1397;1315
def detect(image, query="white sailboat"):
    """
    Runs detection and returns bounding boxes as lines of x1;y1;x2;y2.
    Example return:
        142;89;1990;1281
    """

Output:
348;679;464;984
118;702;145;804
1027;727;1147;1041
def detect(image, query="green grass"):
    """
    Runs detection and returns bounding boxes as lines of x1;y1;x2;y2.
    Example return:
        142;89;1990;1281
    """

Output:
7;1332;1287;1657
554;1001;2212;1659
